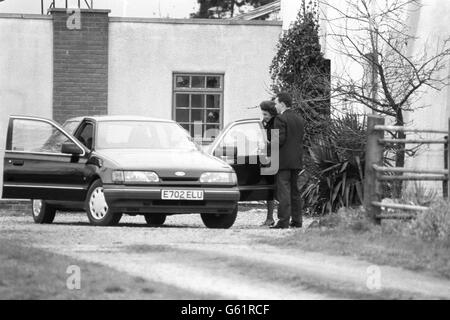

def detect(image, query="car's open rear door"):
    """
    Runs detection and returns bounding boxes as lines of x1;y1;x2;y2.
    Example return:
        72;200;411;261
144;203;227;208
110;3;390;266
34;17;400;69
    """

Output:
210;119;275;201
3;116;88;201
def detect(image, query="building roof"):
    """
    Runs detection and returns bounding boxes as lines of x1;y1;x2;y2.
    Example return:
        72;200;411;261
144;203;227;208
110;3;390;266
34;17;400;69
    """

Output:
229;0;280;21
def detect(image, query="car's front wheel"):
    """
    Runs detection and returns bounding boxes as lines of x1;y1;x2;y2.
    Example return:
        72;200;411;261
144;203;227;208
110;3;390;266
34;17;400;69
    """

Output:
32;199;56;224
201;207;238;229
144;214;166;227
85;180;122;226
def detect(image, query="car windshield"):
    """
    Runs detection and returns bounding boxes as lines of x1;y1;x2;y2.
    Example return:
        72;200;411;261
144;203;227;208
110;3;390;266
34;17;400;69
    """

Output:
96;121;198;150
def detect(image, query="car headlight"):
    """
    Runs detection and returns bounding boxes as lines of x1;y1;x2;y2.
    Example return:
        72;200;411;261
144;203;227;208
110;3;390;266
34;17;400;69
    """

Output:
112;171;159;183
199;172;237;184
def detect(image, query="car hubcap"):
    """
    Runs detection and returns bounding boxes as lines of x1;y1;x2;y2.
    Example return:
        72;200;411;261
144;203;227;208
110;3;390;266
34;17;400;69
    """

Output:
90;187;108;220
32;200;42;217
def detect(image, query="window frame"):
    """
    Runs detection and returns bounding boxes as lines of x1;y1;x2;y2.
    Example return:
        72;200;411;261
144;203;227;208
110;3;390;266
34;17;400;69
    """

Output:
214;121;266;157
210;119;267;157
172;72;224;142
5;116;86;157
75;121;95;151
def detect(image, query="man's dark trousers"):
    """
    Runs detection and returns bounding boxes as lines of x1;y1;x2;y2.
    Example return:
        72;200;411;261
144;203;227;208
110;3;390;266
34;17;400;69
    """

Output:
276;169;302;227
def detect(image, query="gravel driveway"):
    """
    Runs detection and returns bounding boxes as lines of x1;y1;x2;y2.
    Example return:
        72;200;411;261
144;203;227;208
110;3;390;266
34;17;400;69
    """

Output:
1;207;449;300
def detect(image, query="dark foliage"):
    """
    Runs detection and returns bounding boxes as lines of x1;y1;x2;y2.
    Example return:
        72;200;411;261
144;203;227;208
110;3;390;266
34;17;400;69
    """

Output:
301;113;367;214
269;1;331;146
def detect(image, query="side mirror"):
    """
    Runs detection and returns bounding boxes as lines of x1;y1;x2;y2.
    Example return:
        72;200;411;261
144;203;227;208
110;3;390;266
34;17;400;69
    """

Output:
61;142;83;155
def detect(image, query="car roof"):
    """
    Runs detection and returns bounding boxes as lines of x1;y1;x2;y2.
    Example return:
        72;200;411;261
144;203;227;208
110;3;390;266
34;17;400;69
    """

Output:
232;118;260;123
222;118;261;127
64;115;175;123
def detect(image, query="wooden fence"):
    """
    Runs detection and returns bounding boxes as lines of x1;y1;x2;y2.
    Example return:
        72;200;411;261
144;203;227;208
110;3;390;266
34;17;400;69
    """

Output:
363;115;450;221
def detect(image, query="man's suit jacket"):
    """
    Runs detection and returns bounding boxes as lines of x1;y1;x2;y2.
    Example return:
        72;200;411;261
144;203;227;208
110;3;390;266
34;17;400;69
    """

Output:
273;109;305;170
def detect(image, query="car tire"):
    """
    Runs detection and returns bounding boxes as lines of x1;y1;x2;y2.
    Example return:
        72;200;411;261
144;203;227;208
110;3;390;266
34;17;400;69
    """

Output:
201;207;238;229
144;214;166;227
32;199;56;224
85;180;122;226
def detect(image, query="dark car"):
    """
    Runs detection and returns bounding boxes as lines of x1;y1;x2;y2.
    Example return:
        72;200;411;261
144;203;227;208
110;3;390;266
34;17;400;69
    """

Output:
2;115;274;228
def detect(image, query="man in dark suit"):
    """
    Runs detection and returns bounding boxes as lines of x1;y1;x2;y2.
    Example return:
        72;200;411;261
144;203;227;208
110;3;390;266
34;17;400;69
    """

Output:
271;92;305;229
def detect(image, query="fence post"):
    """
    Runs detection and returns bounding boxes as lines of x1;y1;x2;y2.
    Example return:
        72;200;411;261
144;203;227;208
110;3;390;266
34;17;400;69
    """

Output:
444;135;448;198
448;118;450;201
364;115;385;223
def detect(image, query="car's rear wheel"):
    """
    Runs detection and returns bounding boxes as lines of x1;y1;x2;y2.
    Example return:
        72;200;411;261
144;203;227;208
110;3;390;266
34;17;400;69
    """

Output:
32;199;56;224
144;214;166;227
85;180;122;226
201;207;238;229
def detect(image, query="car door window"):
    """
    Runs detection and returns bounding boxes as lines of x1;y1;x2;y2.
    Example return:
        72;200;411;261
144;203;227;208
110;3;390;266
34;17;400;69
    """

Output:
216;122;266;156
77;123;94;149
10;119;72;154
62;120;81;134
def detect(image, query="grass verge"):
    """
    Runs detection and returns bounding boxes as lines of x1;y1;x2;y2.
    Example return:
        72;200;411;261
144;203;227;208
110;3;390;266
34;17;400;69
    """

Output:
258;206;450;280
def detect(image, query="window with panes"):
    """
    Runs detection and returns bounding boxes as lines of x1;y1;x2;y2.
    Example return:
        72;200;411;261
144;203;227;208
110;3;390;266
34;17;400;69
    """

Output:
173;73;223;143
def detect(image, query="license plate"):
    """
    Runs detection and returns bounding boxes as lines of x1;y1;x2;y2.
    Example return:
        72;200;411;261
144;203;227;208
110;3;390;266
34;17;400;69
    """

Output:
161;189;204;200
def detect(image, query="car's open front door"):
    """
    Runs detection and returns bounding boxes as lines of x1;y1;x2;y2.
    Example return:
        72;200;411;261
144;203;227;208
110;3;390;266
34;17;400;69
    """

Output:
210;119;275;201
2;116;88;201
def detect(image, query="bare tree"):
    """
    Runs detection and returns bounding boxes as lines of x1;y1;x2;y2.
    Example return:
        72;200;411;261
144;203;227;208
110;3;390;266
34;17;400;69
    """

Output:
321;0;450;197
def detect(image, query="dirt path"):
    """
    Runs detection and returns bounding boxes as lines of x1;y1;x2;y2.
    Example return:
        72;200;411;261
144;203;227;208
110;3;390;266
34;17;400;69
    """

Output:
1;210;449;299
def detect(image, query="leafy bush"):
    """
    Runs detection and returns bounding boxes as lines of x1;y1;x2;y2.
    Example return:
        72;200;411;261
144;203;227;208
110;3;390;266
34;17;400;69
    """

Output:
270;2;329;114
269;2;331;148
301;113;366;214
409;200;450;243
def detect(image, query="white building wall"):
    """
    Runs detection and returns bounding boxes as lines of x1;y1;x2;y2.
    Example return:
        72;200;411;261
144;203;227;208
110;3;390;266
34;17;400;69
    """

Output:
108;18;282;126
0;14;53;198
403;0;450;192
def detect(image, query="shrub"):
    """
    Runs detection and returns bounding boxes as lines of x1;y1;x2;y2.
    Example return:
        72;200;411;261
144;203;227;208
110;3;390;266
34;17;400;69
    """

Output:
302;113;366;214
270;2;331;147
317;207;374;233
409;200;450;243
